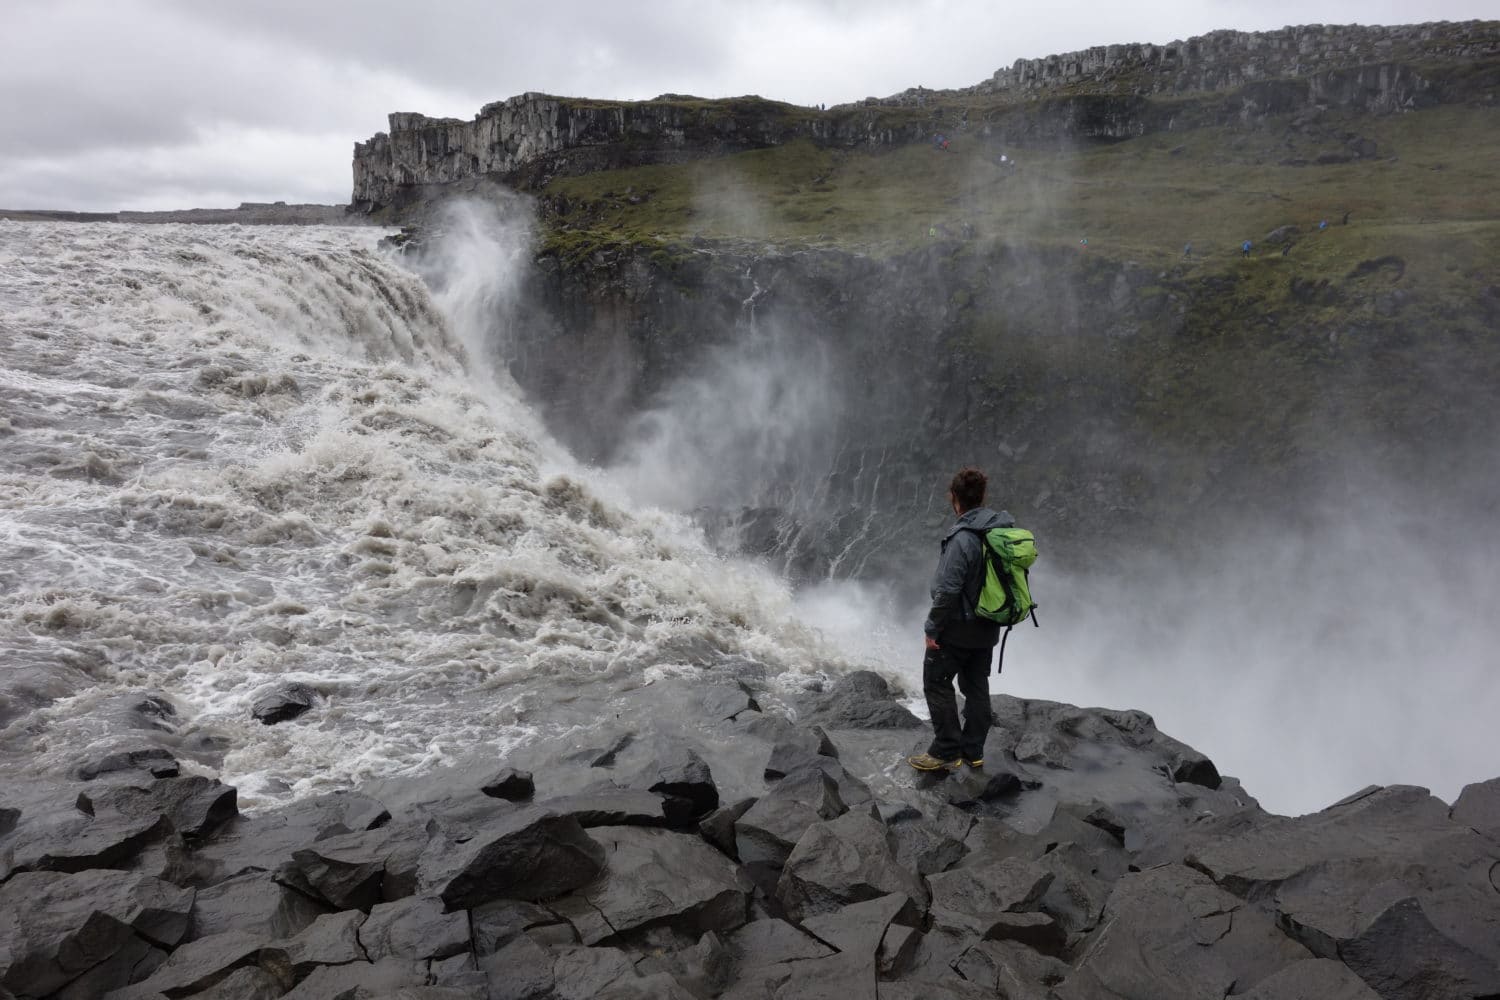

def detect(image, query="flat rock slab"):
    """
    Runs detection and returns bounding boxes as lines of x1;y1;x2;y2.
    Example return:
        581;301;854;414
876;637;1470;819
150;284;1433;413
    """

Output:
187;870;329;942
188;790;390;883
1237;958;1383;1000
549;825;750;944
0;870;194;997
104;928;268;1000
735;766;847;875
926;856;1053;936
360;895;469;961
1053;864;1310;1000
261;909;367;979
800;671;922;730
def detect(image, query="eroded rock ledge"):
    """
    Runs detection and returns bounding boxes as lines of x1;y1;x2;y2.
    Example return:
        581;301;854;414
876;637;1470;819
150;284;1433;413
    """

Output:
3;673;1497;998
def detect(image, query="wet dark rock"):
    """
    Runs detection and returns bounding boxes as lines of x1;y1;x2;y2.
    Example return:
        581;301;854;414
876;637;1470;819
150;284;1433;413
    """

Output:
1184;785;1500;971
418;806;605;910
635;743;719;817
260;909;367;978
550;945;638;999
480;767;535;801
186;870;329;941
548;826;750;944
359;895;469;961
51;936;169;1000
471;898;569;955
1338;896;1500;1000
180;966;284;1000
190;790;390;883
479;932;556;999
1080;801;1128;843
251;682;317;724
733;765;846;879
800;670;922;729
1167;744;1223;789
1450;776;1500;837
1052;865;1311;999
886;800;972;875
2;792;171;876
776;812;929;920
79;774;238;844
629;928;731;997
927;856;1053;936
77;748;180;781
982;911;1068;956
722;917;835;975
569;732;634;768
699;682;761;722
698;797;755;860
543;789;680;829
949;939;1072;1000
0;806;17;837
1236;958;1382;999
762;725;838;780
278;820;430;910
0;870;193;996
278;957;428;1000
800;891;923;958
105;928;268;1000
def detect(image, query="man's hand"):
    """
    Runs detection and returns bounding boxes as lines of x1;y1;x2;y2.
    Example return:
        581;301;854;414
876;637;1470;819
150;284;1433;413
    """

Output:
924;636;940;651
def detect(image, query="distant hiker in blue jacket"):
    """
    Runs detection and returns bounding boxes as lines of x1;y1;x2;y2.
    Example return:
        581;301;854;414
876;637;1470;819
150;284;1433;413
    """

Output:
910;467;1013;773
1242;240;1252;257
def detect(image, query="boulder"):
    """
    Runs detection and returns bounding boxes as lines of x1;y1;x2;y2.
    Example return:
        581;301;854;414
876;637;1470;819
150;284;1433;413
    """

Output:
2;794;170;876
479;933;556;1000
187;870;329;941
722;918;835;974
260;909;367;979
1052;865;1310;1000
550;945;638;1000
800;892;924;959
78;775;238;844
103;929;268;1000
776;812;929;920
542;790;680;829
359;895;469;961
418;806;605;910
734;766;846;878
698;797;756;860
800;671;922;729
193;790;392;885
251;682;317;725
77;748;180;781
926;856;1053;936
471;899;569;956
278;957;428;1000
0;870;194;997
982;912;1068;957
547;826;749;944
176;966;284;1000
763;726;838;780
481;768;535;802
886;801;973;875
949;939;1073;1000
635;744;719;817
1184;785;1500;970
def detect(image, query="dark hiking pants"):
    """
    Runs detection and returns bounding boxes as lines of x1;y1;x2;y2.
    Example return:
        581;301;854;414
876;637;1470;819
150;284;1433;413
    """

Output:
923;643;994;761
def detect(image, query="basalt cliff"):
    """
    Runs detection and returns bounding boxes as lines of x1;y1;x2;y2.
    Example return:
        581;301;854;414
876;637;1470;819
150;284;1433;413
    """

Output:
353;21;1500;584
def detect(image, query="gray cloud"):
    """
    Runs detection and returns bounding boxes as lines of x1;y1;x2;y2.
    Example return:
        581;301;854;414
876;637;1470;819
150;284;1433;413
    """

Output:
2;0;1495;209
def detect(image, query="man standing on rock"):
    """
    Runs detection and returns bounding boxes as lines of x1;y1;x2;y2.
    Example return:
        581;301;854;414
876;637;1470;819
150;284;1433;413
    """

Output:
909;467;1012;773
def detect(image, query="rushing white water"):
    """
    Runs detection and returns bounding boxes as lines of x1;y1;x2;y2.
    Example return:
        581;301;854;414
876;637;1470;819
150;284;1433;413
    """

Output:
0;218;849;806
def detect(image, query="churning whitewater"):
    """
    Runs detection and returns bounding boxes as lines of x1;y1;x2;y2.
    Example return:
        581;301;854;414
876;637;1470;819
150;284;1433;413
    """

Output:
0;219;851;807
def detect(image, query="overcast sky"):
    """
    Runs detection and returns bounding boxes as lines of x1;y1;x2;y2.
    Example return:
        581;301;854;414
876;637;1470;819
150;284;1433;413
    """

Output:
2;0;1494;211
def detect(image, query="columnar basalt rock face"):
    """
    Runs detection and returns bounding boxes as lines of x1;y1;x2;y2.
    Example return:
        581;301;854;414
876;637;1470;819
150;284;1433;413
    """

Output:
974;20;1500;97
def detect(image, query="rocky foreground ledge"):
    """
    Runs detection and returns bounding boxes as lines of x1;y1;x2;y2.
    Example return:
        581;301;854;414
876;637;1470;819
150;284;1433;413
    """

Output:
2;672;1498;999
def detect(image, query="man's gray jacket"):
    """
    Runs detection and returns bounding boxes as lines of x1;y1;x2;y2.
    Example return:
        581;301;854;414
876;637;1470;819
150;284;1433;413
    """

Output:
923;506;1014;649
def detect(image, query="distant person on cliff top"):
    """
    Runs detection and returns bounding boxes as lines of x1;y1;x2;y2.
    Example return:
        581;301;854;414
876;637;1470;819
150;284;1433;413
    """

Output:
1242;240;1252;257
1183;242;1193;258
909;467;1014;772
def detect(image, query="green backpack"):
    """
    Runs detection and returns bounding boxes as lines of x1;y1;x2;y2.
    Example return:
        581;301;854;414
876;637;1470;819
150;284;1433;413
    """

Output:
964;526;1039;670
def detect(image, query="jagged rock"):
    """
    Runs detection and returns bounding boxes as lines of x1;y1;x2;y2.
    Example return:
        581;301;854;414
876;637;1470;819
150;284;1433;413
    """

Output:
1450;776;1500;837
886;800;973;875
948;939;1072;1000
568;732;634;768
481;768;535;801
734;765;846;878
1339;896;1500;1000
2;794;170;876
0;870;193;997
550;945;638;1000
1184;785;1500;971
635;744;719;817
278;958;428;1000
251;682;317;724
278;819;430;910
78;775;238;844
698;683;760;722
879;922;922;977
1236;958;1382;999
479;933;555;999
103;929;268;1000
543;789;681;829
548;826;749;944
418;806;604;910
926;856;1053;936
1080;801;1128;843
187;870;329;941
723;918;835;974
171;965;283;1000
801;671;922;729
598;971;698;999
776;812;929;920
471;899;569;955
629;931;731;998
359;895;469;961
698;797;756;860
260;909;367;979
77;748;180;781
983;912;1068;956
763;726;838;780
0;805;17;837
191;790;390;884
1052;865;1311;999
801;892;924;959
